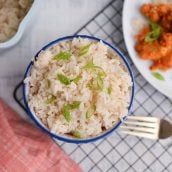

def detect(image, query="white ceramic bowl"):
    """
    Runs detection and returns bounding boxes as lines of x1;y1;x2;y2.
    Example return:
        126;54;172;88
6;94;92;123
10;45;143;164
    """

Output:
0;0;42;49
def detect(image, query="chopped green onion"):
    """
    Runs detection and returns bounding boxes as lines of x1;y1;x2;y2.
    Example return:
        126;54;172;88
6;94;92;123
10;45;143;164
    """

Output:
84;61;106;91
53;52;71;60
57;74;71;85
71;131;81;139
63;105;71;122
62;101;81;122
68;101;81;109
83;59;102;70
87;80;95;89
57;74;82;85
86;105;96;119
145;22;161;42
47;79;51;88
87;74;105;91
97;71;106;78
96;72;106;91
71;76;82;84
45;95;56;104
87;80;99;90
152;72;165;81
107;87;112;95
78;44;91;57
96;75;104;91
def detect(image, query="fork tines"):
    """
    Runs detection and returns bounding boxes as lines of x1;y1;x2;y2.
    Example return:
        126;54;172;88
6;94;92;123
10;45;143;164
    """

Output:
120;116;160;139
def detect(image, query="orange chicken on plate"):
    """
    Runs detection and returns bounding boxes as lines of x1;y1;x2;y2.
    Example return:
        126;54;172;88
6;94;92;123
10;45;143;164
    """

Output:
135;3;172;71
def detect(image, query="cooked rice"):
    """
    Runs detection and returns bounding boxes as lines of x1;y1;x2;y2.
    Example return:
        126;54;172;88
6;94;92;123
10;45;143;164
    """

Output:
0;0;33;42
25;38;132;139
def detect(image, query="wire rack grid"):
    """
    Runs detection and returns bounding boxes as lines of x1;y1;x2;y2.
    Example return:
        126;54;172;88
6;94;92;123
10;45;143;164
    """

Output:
14;0;172;172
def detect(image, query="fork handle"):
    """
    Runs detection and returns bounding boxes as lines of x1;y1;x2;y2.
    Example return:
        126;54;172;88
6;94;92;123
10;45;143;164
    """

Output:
159;120;172;139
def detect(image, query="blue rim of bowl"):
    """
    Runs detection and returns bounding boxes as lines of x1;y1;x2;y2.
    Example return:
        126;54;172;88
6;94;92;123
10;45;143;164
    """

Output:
23;35;135;144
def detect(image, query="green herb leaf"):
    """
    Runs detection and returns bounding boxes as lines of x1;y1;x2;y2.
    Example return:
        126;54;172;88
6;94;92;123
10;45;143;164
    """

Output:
107;87;112;95
57;74;71;85
72;76;82;84
78;44;90;57
83;60;102;70
71;131;81;139
145;22;161;42
152;72;165;81
68;101;81;109
47;79;51;88
53;52;71;60
63;105;71;122
45;95;56;104
86;105;96;119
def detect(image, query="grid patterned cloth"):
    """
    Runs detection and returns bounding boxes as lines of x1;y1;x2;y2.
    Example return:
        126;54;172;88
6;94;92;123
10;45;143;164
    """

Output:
14;0;172;172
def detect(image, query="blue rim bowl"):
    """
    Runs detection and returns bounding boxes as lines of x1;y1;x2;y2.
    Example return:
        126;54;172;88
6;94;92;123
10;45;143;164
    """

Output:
23;35;135;144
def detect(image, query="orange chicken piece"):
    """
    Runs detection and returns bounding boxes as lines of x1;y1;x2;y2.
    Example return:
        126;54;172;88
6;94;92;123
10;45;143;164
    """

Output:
135;41;162;60
161;11;172;32
151;53;172;71
140;4;171;22
135;32;172;61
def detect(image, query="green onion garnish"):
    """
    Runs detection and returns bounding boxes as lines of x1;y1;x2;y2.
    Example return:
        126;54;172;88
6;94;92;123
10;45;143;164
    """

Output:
63;101;81;122
87;72;106;91
145;22;161;42
68;101;81;109
57;74;71;85
72;76;82;84
78;44;91;57
87;80;95;89
86;105;96;119
63;105;71;122
152;72;165;81
47;79;51;88
97;71;106;78
71;131;81;139
45;95;56;104
107;87;112;95
96;75;104;91
53;52;71;60
83;59;102;70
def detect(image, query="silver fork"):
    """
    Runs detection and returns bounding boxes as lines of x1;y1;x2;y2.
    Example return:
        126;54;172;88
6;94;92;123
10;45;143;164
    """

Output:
120;116;172;139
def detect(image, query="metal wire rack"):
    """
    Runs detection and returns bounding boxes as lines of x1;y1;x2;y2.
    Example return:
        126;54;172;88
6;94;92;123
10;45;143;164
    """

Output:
13;0;172;171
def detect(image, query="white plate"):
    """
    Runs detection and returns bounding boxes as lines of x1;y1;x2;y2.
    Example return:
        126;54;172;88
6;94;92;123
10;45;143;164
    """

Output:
122;0;172;99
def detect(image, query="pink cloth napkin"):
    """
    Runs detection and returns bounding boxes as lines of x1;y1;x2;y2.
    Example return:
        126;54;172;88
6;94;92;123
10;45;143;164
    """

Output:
0;98;82;172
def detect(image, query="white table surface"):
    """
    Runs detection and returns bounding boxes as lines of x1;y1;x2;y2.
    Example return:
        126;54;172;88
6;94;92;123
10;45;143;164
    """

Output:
0;0;111;115
1;1;171;172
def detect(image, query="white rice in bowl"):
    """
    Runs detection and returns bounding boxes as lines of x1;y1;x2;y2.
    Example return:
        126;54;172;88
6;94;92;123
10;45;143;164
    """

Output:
25;37;132;139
